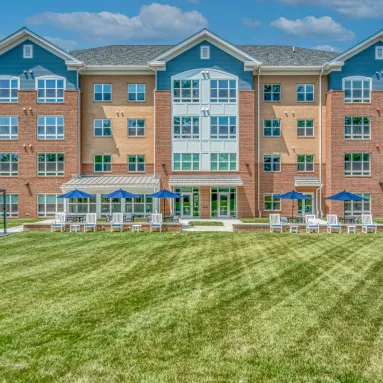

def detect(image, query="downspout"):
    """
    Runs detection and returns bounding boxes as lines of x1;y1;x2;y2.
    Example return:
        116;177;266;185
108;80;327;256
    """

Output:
257;65;262;217
77;68;81;177
319;66;324;217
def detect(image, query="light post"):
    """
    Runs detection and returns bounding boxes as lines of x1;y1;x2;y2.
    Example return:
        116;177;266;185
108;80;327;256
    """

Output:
0;189;6;234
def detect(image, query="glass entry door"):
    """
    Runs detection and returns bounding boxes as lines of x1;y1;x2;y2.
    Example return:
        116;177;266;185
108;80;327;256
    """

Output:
182;193;193;217
219;193;230;217
297;193;314;216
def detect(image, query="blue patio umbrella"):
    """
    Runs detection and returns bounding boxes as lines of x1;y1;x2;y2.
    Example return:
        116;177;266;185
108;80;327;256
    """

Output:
102;189;139;199
147;189;183;214
58;189;95;216
273;190;313;217
325;190;366;216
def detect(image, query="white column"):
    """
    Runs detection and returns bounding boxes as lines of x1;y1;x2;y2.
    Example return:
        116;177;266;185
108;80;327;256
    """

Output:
96;194;101;219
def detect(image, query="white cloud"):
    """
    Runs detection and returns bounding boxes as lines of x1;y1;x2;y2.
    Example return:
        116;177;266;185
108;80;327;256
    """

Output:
270;16;355;42
312;44;339;52
43;36;78;50
241;18;261;28
280;0;383;18
26;3;208;44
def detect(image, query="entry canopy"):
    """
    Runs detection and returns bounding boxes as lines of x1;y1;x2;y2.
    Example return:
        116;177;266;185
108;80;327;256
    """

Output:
102;189;139;199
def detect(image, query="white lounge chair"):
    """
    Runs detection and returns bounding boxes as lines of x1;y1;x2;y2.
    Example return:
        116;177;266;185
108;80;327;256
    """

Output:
84;213;97;232
305;214;320;233
51;213;66;232
110;213;123;232
361;214;377;234
269;214;283;233
327;214;342;233
150;213;163;232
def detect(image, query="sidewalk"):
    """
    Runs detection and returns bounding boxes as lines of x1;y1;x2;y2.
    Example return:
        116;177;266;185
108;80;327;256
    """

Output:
181;218;242;232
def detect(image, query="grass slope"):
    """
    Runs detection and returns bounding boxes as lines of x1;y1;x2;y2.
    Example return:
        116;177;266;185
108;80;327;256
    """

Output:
188;221;224;226
1;232;383;382
0;219;43;229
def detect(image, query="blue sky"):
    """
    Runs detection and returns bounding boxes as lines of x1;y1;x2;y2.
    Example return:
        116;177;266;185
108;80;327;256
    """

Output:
0;0;382;52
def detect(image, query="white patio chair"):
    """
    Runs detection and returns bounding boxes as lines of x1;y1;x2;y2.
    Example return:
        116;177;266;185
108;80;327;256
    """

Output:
327;214;342;233
150;213;163;232
84;213;97;232
110;213;124;232
305;214;320;233
361;214;377;234
51;213;66;232
269;214;283;233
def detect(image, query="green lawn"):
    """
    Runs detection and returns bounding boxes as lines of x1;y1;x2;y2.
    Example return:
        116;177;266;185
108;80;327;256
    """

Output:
0;218;44;229
240;217;269;223
188;220;224;226
1;232;383;382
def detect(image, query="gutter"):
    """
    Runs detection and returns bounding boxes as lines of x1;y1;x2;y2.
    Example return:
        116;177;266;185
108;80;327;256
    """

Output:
257;64;262;217
319;66;324;217
76;68;81;177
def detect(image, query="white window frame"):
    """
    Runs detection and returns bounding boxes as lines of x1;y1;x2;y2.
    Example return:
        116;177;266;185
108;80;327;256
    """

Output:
344;193;371;216
297;154;314;172
210;153;237;171
23;44;33;58
37;116;64;140
37;153;65;176
36;76;65;103
128;154;145;172
210;79;237;103
173;153;200;171
263;84;281;102
210;116;237;139
94;84;112;102
343;77;372;103
344;116;371;140
173;116;199;139
69;197;96;215
94;154;112;173
172;79;200;103
128;84;146;102
0;194;18;217
0;153;18;176
263;119;281;137
297;119;314;137
297;84;314;102
128;119;145;137
37;194;64;217
264;193;281;211
264;154;281;172
0;116;18;140
376;46;383;60
344;153;370;176
0;76;19;103
125;194;153;216
94;119;112;137
200;45;210;59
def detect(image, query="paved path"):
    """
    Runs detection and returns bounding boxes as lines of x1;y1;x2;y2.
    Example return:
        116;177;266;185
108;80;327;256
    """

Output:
181;219;241;232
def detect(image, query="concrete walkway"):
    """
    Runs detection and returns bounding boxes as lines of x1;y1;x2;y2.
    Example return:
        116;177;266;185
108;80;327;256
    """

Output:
0;219;53;237
181;218;241;232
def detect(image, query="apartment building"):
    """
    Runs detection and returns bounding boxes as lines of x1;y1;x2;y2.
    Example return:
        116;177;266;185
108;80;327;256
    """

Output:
0;27;382;219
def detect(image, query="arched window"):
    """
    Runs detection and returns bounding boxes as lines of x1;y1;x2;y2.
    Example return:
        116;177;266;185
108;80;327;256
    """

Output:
0;76;19;103
343;76;372;103
36;76;66;103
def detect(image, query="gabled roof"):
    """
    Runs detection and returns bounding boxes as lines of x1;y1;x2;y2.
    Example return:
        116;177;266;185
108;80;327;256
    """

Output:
0;27;83;67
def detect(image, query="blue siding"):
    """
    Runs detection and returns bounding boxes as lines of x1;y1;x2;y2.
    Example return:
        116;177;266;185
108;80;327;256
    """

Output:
0;40;78;90
157;41;253;90
328;41;383;91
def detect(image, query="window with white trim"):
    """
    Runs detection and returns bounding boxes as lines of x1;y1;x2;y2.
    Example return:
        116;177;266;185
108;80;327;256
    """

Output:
38;153;64;176
343;77;371;103
128;84;145;102
101;198;122;215
0;194;18;217
173;116;199;139
94;84;112;102
210;153;237;171
263;119;281;137
37;194;64;217
210;116;236;139
264;154;281;172
37;77;65;103
0;116;18;140
173;80;199;103
37;116;64;140
128;119;145;137
128;155;145;172
173;153;200;171
264;84;281;102
344;116;370;140
69;197;96;215
94;119;111;137
94;154;111;172
344;153;370;176
344;193;371;216
125;195;153;216
376;46;383;60
297;154;314;172
297;119;314;137
210;80;236;103
23;44;33;58
0;153;18;176
0;77;19;103
297;84;314;102
264;193;281;211
200;45;210;59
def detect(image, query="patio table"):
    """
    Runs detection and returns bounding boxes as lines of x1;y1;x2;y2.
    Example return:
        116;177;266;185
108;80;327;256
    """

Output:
287;217;305;224
339;216;359;224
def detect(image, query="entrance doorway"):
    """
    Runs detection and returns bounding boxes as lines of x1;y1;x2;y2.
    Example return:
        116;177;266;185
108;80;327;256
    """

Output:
218;193;230;217
298;192;314;216
174;187;200;218
211;187;237;218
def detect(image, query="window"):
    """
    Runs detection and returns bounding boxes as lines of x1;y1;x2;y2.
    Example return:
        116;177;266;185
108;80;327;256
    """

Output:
38;153;64;176
344;153;370;176
94;84;112;102
37;194;64;217
37;116;64;140
0;153;18;176
264;194;281;211
343;77;371;103
94;154;111;172
173;80;199;103
173;116;199;139
344;193;371;216
210;153;237;171
297;84;314;102
264;154;281;172
0;77;19;103
376;46;383;60
297;119;314;137
69;197;96;215
173;153;200;171
128;119;145;137
128;84;145;102
201;45;210;59
264;84;281;102
128;155;145;172
23;44;33;58
0;117;18;140
344;116;370;140
126;194;153;216
94;119;111;137
101;198;122;216
210;117;236;139
0;194;18;217
263;119;281;137
37;77;65;103
210;80;236;103
297;154;314;172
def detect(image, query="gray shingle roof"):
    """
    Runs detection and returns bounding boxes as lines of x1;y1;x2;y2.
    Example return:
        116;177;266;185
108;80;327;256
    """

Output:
71;44;339;67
